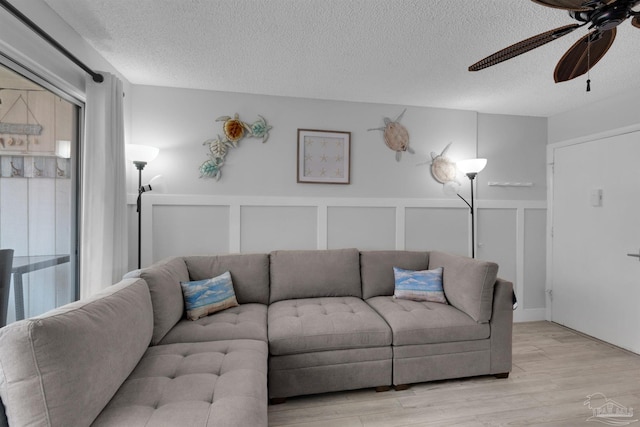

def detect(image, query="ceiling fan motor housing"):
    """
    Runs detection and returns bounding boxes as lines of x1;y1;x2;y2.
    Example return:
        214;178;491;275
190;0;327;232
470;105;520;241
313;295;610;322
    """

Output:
592;6;628;29
571;0;639;30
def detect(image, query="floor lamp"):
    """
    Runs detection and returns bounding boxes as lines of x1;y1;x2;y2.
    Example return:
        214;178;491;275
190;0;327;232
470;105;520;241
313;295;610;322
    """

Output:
456;158;487;258
126;144;159;269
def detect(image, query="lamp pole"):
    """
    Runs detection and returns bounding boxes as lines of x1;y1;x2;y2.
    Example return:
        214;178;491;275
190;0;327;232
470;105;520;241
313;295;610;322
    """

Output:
468;172;477;259
126;144;159;269
134;160;146;269
457;172;477;258
456;158;486;259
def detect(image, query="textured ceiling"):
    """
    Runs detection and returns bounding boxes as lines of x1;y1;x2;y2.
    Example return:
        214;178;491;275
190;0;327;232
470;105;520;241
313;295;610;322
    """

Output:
42;0;640;117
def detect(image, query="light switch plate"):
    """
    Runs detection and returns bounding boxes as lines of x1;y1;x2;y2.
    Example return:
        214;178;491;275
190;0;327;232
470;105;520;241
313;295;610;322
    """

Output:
590;188;603;207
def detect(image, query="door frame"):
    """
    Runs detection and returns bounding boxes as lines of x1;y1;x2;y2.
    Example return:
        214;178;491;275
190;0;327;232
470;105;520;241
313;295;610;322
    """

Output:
546;123;640;322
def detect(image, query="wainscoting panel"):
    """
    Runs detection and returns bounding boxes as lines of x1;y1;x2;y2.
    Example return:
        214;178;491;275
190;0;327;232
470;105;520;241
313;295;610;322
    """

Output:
405;207;468;254
524;208;546;310
139;195;546;321
153;205;231;260
241;206;317;253
477;208;517;286
327;206;395;250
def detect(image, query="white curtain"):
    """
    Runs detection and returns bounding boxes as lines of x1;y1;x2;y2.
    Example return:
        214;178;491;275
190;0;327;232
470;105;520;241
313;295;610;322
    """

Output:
80;72;128;298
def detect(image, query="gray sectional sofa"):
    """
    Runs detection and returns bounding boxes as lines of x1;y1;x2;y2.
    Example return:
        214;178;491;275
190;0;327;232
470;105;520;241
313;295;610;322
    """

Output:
0;249;513;426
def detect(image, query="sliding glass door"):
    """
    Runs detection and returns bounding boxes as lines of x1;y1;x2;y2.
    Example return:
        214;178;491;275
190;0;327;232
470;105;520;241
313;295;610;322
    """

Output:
0;62;80;325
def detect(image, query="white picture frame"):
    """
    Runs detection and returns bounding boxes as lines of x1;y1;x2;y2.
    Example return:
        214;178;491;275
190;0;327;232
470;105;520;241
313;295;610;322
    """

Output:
297;129;350;184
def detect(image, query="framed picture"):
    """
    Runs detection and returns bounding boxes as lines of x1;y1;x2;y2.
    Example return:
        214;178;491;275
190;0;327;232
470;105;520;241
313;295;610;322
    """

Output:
297;129;351;184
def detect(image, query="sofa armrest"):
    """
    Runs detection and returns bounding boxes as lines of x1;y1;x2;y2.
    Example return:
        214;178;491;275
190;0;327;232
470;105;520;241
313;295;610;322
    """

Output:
0;278;153;427
489;278;513;375
429;251;498;323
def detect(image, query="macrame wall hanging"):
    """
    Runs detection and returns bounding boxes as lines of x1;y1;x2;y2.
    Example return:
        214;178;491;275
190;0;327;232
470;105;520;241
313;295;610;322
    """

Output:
200;113;272;181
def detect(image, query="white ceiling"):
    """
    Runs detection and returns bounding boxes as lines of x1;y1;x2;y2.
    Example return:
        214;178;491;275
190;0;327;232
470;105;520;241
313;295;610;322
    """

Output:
42;0;640;117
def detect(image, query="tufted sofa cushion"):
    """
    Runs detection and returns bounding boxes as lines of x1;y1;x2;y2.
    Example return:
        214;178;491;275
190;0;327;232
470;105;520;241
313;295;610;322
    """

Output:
366;296;490;346
268;297;392;355
92;340;268;427
159;303;268;345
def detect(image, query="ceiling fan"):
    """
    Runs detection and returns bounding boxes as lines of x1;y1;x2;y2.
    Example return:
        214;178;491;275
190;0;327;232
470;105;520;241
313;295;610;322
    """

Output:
469;0;640;85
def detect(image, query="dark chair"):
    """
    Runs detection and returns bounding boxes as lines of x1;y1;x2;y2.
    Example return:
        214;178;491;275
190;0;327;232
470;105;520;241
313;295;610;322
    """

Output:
0;249;14;328
0;396;7;427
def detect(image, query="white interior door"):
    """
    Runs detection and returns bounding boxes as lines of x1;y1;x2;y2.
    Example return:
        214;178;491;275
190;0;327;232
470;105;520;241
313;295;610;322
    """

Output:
551;131;640;353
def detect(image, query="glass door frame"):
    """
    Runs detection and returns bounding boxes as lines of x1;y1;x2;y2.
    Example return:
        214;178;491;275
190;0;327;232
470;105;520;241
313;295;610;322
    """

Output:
0;52;84;304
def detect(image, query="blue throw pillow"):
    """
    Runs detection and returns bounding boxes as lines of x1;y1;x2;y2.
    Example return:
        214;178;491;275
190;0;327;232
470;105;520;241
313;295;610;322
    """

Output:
180;271;239;321
393;266;447;304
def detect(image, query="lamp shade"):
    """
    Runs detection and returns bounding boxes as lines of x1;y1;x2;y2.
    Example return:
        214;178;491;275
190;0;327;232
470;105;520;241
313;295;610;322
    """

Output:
457;158;487;175
148;175;167;193
125;144;159;163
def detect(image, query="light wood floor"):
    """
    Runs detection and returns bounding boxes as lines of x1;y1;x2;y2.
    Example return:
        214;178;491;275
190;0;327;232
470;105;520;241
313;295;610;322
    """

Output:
268;321;640;426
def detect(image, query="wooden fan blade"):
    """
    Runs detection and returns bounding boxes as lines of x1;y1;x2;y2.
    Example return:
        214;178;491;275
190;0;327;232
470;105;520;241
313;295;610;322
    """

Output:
531;0;612;11
632;16;640;29
469;24;580;71
554;28;616;82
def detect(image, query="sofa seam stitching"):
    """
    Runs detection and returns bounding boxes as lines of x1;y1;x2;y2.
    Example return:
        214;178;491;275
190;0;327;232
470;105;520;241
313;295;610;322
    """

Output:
28;321;53;427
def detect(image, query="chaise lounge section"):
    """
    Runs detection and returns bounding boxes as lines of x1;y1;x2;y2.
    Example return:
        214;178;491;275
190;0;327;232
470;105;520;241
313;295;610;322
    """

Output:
0;277;268;427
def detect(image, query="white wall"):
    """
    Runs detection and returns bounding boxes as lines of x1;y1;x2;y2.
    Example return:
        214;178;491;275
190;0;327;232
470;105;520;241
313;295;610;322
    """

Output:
548;88;640;144
130;85;548;321
130;85;479;198
478;114;547;201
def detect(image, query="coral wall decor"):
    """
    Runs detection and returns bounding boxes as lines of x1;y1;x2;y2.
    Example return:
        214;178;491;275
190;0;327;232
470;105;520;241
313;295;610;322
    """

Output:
200;113;272;181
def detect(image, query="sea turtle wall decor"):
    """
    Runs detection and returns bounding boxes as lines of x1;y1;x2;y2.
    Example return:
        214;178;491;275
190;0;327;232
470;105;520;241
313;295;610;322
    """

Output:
430;142;457;184
247;115;272;143
216;113;246;144
368;109;415;161
200;135;231;181
200;113;272;181
216;113;273;144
